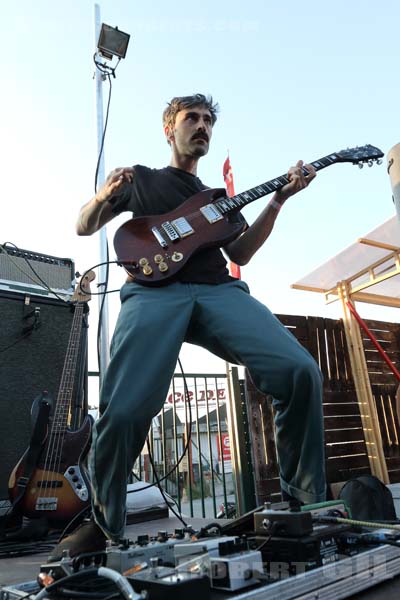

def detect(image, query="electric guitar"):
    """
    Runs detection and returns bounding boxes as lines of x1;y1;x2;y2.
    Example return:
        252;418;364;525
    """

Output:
113;145;384;286
8;272;95;524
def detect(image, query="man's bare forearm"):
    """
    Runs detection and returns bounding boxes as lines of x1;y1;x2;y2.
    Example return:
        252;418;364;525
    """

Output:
76;167;135;236
224;195;284;265
76;197;115;236
224;160;316;265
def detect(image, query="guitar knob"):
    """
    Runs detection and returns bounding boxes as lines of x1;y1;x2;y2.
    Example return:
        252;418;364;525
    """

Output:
142;265;153;276
368;160;373;167
139;257;149;267
358;163;364;169
154;254;164;264
171;252;183;262
158;262;168;272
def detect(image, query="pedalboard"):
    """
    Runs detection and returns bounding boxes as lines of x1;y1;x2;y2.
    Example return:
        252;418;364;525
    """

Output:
7;500;399;600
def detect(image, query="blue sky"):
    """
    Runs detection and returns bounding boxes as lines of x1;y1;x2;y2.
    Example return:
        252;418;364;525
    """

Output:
1;0;399;382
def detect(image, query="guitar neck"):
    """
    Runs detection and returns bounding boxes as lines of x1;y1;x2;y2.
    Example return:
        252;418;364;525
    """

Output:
214;152;341;214
51;303;84;434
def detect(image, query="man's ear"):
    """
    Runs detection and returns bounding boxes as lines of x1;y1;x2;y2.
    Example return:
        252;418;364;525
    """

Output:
164;125;174;144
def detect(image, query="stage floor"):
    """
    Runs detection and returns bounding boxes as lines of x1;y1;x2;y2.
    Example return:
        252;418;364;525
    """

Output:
1;515;400;599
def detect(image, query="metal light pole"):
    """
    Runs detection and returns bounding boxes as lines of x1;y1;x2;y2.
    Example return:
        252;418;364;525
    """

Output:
94;3;110;382
388;143;400;223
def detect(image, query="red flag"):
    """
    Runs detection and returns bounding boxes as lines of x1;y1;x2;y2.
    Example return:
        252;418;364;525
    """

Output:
223;156;241;279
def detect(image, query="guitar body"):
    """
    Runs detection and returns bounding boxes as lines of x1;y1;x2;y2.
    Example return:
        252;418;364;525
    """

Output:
8;415;93;524
114;187;245;286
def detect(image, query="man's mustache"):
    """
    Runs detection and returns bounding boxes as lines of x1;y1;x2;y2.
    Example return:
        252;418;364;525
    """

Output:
191;133;209;142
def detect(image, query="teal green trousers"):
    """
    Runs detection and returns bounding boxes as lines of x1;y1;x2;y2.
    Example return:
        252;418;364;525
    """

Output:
89;280;326;539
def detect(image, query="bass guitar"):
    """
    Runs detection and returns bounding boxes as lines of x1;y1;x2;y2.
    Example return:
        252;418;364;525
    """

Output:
114;144;383;286
8;272;95;524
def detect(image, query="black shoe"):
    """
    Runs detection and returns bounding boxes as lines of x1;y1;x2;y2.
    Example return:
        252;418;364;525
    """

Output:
48;519;107;562
281;490;303;507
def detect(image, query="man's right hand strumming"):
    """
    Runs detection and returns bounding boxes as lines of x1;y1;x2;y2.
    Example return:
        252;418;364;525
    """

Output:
76;166;134;236
95;167;134;203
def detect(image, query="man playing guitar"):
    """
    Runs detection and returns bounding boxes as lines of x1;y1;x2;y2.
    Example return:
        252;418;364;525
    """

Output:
49;93;325;560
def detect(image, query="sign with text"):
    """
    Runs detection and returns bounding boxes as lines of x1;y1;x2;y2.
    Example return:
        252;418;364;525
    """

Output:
165;380;227;408
218;433;231;461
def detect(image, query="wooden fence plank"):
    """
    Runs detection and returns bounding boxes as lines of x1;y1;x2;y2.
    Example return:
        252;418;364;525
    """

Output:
245;314;400;501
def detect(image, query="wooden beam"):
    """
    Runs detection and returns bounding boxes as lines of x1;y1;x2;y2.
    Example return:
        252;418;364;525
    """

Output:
358;238;400;252
350;292;400;308
338;282;389;483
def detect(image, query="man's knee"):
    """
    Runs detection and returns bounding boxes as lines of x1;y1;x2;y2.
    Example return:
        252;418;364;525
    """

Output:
289;353;323;385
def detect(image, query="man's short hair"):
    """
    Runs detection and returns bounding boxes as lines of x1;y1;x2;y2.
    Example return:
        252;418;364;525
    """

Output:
163;93;219;130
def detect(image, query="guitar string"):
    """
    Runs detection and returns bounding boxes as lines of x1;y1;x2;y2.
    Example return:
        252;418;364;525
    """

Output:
178;157;344;226
41;304;83;507
39;303;83;509
157;171;296;227
44;305;83;505
39;303;78;505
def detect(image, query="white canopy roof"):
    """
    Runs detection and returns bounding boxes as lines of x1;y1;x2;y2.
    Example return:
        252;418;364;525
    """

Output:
292;216;400;306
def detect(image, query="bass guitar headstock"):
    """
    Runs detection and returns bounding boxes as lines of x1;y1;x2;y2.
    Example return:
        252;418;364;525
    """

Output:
71;270;95;303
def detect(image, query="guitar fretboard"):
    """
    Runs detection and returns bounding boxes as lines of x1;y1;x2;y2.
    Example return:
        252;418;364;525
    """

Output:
214;153;341;214
51;303;84;434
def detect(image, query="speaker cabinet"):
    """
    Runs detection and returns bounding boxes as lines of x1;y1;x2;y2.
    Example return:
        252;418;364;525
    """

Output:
0;291;88;500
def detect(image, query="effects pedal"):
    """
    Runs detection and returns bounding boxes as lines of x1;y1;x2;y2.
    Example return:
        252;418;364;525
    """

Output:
209;539;264;592
175;535;265;592
106;530;187;574
254;506;313;537
174;535;238;562
250;522;352;576
127;565;210;600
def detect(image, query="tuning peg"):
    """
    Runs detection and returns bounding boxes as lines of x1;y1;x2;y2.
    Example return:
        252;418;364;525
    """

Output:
358;162;364;169
377;159;383;165
368;160;373;167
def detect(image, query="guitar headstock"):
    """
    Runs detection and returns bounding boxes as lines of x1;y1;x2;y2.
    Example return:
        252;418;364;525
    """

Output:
71;270;95;303
336;144;384;168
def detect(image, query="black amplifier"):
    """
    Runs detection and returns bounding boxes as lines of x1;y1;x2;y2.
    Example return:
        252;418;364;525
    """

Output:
0;246;74;298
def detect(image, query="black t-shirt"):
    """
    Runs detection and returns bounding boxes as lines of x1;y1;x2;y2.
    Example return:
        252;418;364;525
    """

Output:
111;165;246;285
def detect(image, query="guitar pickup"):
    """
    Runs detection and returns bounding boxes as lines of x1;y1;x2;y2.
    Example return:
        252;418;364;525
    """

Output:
200;204;223;223
171;217;194;237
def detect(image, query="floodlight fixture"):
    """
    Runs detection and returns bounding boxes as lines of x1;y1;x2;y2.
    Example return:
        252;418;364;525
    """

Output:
97;23;130;61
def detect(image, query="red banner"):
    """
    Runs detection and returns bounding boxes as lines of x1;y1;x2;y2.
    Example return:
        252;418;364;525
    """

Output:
223;156;241;279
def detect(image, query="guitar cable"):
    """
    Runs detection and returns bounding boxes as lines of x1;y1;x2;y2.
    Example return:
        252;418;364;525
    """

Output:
127;358;195;530
92;59;114;385
126;357;193;493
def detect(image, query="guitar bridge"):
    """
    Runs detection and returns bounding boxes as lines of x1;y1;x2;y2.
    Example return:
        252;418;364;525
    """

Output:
36;497;58;511
151;226;168;248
